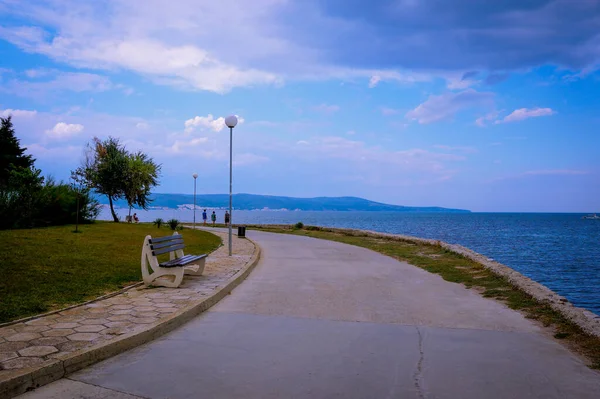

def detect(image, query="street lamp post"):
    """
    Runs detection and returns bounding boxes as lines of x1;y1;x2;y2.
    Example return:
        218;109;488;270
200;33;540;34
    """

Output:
225;115;238;256
192;173;198;230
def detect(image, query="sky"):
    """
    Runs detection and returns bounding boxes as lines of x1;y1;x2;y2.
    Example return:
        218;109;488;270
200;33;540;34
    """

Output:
0;0;599;213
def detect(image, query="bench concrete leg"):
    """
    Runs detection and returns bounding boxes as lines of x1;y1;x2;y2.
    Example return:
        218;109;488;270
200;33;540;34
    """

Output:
184;257;206;276
146;268;184;288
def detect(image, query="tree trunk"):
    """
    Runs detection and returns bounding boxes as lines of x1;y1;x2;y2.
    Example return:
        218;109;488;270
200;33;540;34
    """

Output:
108;196;119;222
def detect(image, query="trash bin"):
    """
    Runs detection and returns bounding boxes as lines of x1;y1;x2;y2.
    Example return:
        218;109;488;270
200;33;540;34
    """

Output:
237;226;246;237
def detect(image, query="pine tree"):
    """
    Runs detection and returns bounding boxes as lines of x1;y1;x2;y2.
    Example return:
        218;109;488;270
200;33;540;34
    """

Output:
0;116;35;188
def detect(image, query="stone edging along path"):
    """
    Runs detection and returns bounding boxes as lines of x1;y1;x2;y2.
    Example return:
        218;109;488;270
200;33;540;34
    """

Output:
0;231;261;399
324;226;600;339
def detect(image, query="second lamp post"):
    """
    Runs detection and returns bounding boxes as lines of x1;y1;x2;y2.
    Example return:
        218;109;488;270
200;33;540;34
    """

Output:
192;173;198;230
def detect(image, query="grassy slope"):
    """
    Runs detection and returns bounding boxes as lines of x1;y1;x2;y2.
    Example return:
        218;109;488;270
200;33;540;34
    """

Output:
252;225;600;369
0;222;221;323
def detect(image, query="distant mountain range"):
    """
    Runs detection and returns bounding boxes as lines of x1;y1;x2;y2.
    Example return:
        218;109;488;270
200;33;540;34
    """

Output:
98;193;470;213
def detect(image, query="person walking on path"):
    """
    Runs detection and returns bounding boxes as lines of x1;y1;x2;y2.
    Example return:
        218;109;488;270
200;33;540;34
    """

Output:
202;209;207;225
211;211;217;226
224;211;230;225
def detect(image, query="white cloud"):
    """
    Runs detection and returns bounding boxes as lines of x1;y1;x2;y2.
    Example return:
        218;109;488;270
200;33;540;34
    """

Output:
364;70;432;87
500;108;555;123
45;122;84;139
475;110;500;127
0;2;445;93
0;4;283;94
312;104;340;114
293;136;465;182
406;89;495;124
184;114;226;133
1;108;37;118
136;122;149;130
296;140;310;145
168;137;209;153
369;75;382;88
2;70;118;97
445;71;480;90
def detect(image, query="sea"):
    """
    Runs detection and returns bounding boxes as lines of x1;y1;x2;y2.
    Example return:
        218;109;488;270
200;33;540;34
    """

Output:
100;208;600;316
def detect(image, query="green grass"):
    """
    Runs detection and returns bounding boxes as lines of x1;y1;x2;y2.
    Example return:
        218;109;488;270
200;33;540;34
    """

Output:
251;224;600;369
0;222;221;324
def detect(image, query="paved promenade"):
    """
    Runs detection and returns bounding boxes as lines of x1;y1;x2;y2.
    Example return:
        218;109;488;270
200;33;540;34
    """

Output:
18;230;600;398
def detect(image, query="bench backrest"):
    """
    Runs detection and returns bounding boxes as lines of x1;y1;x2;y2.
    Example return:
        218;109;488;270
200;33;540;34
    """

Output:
148;234;185;256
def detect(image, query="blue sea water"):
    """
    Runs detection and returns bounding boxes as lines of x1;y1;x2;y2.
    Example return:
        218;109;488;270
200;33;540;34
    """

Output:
100;208;600;316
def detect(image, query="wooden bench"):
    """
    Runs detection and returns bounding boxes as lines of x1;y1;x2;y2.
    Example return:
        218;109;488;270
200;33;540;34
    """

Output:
141;232;207;288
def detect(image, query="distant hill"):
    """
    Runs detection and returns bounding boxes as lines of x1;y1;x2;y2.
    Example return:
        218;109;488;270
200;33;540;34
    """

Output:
99;193;470;213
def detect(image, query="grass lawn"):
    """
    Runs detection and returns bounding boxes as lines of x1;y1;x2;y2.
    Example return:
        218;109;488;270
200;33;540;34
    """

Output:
0;222;221;324
251;225;600;369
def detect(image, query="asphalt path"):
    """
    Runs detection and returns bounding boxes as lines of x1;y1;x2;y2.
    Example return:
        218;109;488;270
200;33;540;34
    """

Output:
20;230;600;398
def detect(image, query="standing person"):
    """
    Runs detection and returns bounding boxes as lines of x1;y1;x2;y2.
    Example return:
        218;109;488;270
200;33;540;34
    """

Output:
202;209;207;225
133;213;139;223
224;210;230;225
211;211;217;226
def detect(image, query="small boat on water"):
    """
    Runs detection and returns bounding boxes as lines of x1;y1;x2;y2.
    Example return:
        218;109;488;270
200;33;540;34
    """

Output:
582;214;600;220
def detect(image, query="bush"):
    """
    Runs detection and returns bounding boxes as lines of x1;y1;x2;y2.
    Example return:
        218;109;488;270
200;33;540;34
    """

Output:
0;170;99;229
153;218;164;228
294;222;304;229
37;180;100;226
166;218;180;231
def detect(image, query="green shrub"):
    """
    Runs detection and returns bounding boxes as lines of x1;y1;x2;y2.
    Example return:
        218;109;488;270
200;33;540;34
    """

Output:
294;222;304;229
153;218;164;228
166;218;180;230
0;170;99;229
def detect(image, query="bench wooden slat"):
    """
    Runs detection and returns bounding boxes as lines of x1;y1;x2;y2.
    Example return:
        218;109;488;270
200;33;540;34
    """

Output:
151;239;184;250
159;254;207;268
149;235;180;244
153;244;185;256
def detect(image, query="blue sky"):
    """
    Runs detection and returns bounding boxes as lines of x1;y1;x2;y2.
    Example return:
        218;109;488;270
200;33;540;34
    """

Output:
1;0;599;212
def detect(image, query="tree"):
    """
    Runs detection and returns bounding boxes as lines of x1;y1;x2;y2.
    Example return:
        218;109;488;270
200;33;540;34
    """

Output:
73;137;161;222
0;116;35;189
73;137;129;222
124;151;160;217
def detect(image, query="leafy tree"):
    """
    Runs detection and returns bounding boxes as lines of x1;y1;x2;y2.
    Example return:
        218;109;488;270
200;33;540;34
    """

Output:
124;151;160;217
73;137;161;222
0;116;35;189
73;137;128;222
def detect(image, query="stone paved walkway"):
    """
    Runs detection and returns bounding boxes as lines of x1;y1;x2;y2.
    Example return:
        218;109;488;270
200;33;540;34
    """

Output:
0;230;255;382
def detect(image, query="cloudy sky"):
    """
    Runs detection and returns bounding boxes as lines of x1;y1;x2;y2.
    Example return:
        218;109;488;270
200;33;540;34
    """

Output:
1;0;599;212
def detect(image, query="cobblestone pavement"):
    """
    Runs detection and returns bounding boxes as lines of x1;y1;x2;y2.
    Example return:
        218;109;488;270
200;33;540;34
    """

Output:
0;230;255;380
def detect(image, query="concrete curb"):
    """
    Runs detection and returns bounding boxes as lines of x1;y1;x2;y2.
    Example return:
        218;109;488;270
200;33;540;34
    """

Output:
0;240;261;399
